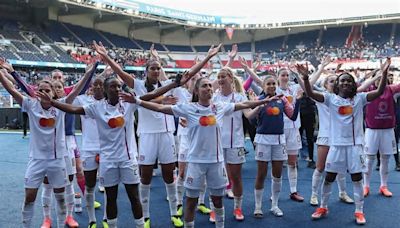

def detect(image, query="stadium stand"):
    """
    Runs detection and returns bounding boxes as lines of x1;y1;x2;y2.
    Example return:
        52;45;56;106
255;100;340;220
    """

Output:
0;17;399;69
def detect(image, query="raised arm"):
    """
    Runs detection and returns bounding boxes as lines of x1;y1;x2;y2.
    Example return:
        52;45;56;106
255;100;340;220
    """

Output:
93;41;135;88
234;95;280;111
119;92;173;115
189;44;222;78
356;69;380;92
0;58;36;97
142;44;222;99
0;69;24;105
65;62;98;104
37;91;85;115
225;44;237;67
366;58;390;102
139;72;185;101
309;56;332;85
296;64;325;102
239;56;263;86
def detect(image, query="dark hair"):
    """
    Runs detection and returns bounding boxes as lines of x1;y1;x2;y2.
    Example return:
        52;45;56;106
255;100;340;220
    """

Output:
333;72;357;98
191;77;208;102
103;77;117;99
38;80;57;99
145;59;161;92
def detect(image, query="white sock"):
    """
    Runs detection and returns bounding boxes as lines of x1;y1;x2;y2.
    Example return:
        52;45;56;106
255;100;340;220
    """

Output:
103;189;108;220
336;173;347;193
287;165;298;193
353;180;364;213
41;183;53;219
184;221;194;228
234;196;243;209
271;176;282;208
363;155;375;188
209;196;214;211
177;177;185;205
254;188;264;210
22;201;34;228
65;183;75;216
135;217;145;228
214;207;225;228
139;184;151;218
86;186;96;223
108;218;117;228
380;155;390;187
320;180;332;209
198;182;206;205
54;192;67;228
311;169;323;196
165;182;178;216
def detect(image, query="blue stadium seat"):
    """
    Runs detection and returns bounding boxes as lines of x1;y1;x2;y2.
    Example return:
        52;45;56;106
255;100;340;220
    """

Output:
64;23;111;46
165;45;193;52
194;45;215;52
0;49;19;60
286;30;319;49
321;26;351;47
255;37;284;52
363;23;392;45
101;31;140;49
42;21;80;43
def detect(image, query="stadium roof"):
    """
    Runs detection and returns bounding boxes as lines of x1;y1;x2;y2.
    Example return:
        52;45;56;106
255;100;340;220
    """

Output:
3;0;400;45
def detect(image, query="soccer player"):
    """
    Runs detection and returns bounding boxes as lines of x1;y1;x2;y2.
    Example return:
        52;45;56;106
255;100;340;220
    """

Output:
300;59;390;225
213;67;252;221
0;71;68;228
38;77;144;228
250;75;301;218
119;76;280;228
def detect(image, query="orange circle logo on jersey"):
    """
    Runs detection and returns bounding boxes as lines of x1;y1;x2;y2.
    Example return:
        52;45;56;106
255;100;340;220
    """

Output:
338;106;353;115
108;117;125;128
199;115;216;126
286;96;293;104
39;118;55;127
266;106;280;116
95;154;100;163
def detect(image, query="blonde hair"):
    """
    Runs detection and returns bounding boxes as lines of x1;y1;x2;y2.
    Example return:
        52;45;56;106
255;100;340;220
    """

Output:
233;76;245;95
218;67;244;95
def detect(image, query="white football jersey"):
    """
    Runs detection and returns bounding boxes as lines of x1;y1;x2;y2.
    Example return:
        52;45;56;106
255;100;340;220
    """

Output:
84;100;138;162
74;95;101;152
133;79;176;134
323;93;368;146
213;92;247;148
173;87;192;136
172;102;235;163
22;97;67;159
276;84;301;129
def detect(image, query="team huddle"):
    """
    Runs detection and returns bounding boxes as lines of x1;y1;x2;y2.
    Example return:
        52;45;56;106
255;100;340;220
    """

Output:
0;42;397;228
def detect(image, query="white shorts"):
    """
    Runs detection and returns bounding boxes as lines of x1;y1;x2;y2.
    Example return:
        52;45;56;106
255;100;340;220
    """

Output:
99;160;140;187
82;151;99;171
178;135;189;163
255;144;288;162
325;145;367;174
316;137;329;146
284;128;302;152
66;135;80;159
223;148;246;164
64;155;77;176
364;128;396;155
24;158;67;189
185;162;228;190
138;132;176;165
